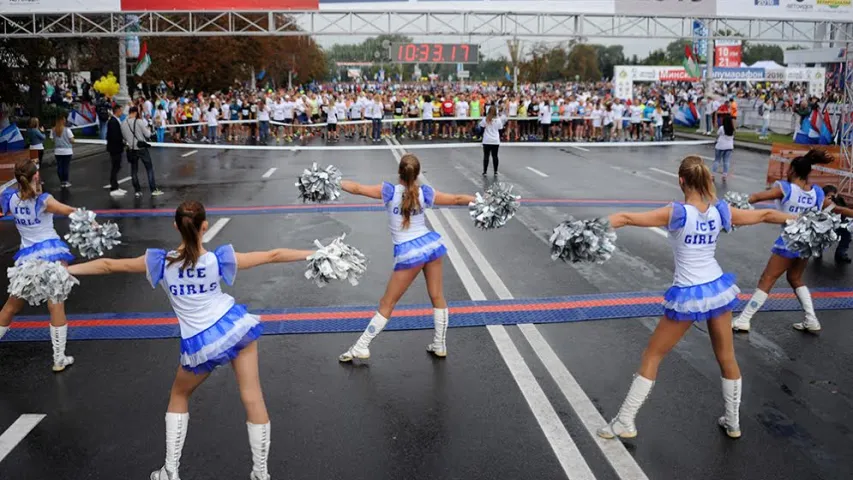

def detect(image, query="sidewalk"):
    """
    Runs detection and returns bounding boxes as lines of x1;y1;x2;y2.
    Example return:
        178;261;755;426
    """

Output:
39;143;104;168
675;131;772;154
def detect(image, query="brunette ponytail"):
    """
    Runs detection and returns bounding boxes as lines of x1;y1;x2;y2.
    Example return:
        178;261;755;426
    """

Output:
169;200;206;270
398;153;422;230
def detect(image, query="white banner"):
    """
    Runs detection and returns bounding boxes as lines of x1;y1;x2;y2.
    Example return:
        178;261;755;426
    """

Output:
318;0;614;13
0;0;119;13
717;0;853;21
613;66;633;100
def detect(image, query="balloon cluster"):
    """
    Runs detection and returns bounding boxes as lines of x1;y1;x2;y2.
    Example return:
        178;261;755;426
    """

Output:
94;72;120;98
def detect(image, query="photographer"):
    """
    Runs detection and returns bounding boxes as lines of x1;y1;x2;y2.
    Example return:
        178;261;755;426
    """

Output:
121;106;163;198
824;185;851;263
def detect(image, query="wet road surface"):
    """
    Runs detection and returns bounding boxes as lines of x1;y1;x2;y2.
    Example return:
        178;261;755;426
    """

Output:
1;138;852;480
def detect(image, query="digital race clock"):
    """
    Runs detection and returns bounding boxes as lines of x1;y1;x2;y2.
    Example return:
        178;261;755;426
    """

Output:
390;43;479;64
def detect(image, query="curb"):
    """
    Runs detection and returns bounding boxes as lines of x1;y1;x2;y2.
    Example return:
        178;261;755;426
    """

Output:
39;145;104;169
674;132;772;154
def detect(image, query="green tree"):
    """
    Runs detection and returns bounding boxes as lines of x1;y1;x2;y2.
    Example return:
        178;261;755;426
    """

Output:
742;43;784;66
665;39;693;64
642;49;668;66
592;44;625;78
565;44;601;81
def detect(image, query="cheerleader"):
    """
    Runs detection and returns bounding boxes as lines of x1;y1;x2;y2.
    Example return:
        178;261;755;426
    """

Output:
597;156;792;441
337;153;475;362
732;150;853;333
0;159;77;371
67;200;316;480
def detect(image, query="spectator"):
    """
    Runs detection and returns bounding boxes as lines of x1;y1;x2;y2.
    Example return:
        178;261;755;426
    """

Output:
122;106;163;198
713;115;735;183
96;96;112;140
106;104;127;198
759;96;772;140
479;104;506;176
823;185;851;263
27;117;46;168
51;116;75;188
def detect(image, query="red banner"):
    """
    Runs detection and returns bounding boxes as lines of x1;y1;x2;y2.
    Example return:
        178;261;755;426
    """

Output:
121;0;317;10
658;69;700;82
714;43;742;68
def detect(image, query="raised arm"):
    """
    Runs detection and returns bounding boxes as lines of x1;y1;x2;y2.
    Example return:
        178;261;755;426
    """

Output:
434;190;476;206
234;248;315;271
608;206;672;229
730;207;793;227
822;198;853;218
67;255;147;276
748;186;783;205
341;180;383;200
44;197;76;216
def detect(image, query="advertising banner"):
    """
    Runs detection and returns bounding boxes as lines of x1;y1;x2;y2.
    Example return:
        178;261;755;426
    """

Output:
717;0;853;21
705;67;765;81
0;0;119;13
692;20;708;60
318;0;615;13
658;68;700;82
615;0;716;16
613;66;633;100
714;39;742;68
121;0;317;10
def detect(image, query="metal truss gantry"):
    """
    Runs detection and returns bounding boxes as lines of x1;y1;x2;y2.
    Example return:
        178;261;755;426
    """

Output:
0;11;852;44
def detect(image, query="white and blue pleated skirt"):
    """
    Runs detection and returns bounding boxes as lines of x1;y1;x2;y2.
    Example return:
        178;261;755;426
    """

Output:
663;272;740;322
393;231;447;271
14;238;74;265
179;303;263;374
771;235;801;259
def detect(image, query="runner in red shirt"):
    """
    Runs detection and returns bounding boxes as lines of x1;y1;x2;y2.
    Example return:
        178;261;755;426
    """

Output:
441;97;455;138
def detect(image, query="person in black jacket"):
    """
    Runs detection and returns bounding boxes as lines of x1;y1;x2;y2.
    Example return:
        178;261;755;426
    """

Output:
823;185;851;263
106;104;127;197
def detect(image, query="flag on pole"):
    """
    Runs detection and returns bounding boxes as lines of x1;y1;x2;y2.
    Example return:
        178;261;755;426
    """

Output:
505;65;512;81
683;45;700;80
134;42;151;76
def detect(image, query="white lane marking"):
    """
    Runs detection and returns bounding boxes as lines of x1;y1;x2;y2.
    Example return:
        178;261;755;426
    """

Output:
390;138;599;479
181;149;198;158
487;326;597;480
568;145;590;152
262;167;277;178
649;167;678;178
202;218;230;243
0;414;46;462
526;166;549;178
518;325;649;480
102;176;131;189
651;227;669;238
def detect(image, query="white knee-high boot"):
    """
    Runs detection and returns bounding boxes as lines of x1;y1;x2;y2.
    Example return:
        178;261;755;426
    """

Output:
247;422;271;480
50;325;74;372
732;290;768;332
339;312;389;361
597;374;654;439
717;377;742;438
150;412;189;480
0;325;8;341
426;308;448;357
793;286;821;332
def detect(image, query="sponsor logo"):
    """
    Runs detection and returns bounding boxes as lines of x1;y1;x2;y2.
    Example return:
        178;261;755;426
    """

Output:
817;0;850;6
619;70;628;79
755;0;779;5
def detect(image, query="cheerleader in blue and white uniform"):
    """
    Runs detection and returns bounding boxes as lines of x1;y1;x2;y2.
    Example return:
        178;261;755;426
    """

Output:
596;156;792;441
732;150;853;334
68;200;316;480
337;153;475;362
0;159;78;372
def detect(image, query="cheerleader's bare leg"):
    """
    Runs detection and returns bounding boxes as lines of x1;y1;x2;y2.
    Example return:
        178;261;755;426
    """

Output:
339;266;423;362
708;312;743;438
232;341;272;480
732;254;792;332
423;258;449;357
597;316;691;439
0;295;24;341
47;301;74;372
151;367;210;480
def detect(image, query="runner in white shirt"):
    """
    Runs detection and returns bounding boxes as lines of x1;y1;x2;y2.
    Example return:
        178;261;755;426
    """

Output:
454;97;470;138
591;104;603;140
205;105;219;143
506;98;519;141
612;100;625;141
271;98;286;143
421;96;434;139
281;96;296;140
630;102;643;140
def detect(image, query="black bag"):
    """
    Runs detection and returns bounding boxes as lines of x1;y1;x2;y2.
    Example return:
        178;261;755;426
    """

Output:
131;119;151;149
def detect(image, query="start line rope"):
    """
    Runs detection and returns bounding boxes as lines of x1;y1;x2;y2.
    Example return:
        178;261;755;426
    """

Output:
75;139;714;151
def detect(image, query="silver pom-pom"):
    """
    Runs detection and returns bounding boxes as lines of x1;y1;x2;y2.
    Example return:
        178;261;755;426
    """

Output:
782;208;843;258
549;217;617;264
469;182;521;229
296;163;342;203
723;191;754;211
64;208;122;258
7;260;79;306
305;234;367;287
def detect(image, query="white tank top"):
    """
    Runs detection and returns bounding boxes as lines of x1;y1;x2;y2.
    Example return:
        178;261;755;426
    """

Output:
2;191;60;248
775;180;824;214
382;182;435;244
667;201;732;287
146;245;238;338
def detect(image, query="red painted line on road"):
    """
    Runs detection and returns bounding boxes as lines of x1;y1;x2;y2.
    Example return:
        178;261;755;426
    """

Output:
9;290;847;330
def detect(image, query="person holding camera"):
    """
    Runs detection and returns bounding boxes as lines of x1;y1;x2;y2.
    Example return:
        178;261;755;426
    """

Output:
823;185;851;264
122;106;163;198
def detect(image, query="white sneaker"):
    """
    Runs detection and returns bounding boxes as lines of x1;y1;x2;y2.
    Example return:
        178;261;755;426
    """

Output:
596;418;637;439
731;315;751;332
250;472;271;480
52;355;74;372
109;189;126;197
135;191;143;198
152;189;165;196
338;345;370;362
717;416;742;439
793;317;821;333
426;342;447;357
150;467;179;480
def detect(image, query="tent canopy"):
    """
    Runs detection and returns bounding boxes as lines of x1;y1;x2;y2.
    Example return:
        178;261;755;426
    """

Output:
750;60;784;70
